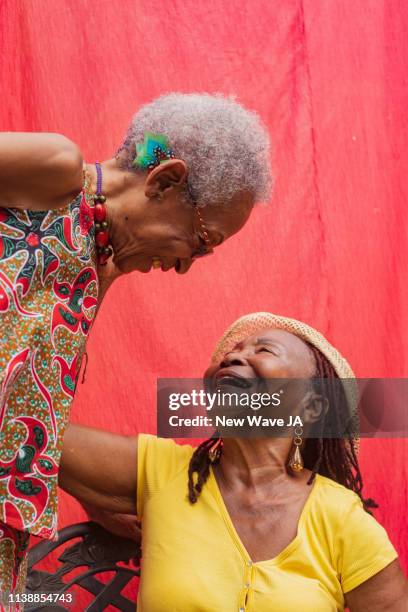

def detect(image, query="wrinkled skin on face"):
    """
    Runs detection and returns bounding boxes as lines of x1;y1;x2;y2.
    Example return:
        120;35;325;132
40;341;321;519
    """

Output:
111;188;254;275
204;328;327;430
90;158;254;276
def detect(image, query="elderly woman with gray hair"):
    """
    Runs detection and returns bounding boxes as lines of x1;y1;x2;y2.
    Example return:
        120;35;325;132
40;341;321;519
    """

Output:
93;93;271;287
0;93;271;601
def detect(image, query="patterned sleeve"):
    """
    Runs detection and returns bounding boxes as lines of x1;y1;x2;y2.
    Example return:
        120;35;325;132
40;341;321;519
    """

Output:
136;434;193;519
335;495;399;593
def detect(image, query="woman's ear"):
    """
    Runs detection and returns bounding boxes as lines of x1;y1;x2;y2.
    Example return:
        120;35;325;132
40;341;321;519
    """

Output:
144;159;188;198
301;391;329;425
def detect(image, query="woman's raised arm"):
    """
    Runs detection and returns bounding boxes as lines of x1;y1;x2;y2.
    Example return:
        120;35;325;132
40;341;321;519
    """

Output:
0;132;83;210
59;424;138;515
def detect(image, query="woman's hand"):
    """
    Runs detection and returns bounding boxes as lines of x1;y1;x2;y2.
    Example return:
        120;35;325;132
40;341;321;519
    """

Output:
82;502;141;543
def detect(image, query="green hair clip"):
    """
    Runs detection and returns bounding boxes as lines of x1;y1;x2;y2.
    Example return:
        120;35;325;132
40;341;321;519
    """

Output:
132;131;175;171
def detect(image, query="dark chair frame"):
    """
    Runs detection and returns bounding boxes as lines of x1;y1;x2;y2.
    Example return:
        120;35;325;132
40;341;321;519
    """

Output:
26;522;140;611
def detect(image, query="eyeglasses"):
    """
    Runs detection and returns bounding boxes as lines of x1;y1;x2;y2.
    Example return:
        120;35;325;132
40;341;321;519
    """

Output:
191;205;214;259
186;183;214;259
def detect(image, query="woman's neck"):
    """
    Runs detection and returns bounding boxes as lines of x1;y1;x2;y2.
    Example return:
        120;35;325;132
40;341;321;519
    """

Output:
217;437;294;490
85;159;145;253
85;158;129;200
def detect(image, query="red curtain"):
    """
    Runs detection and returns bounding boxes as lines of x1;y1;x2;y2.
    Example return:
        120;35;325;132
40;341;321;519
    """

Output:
1;0;407;575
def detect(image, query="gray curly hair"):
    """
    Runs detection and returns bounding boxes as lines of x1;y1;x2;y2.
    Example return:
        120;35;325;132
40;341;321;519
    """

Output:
116;93;272;208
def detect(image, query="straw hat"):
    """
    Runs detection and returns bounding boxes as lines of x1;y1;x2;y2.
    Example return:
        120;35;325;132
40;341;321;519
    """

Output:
212;312;359;447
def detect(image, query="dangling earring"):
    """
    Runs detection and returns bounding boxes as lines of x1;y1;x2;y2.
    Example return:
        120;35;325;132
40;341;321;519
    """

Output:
289;426;304;472
208;438;223;464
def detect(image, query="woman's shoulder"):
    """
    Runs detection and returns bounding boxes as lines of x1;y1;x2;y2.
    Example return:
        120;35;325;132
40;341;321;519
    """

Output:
138;433;195;472
311;474;396;552
136;435;195;516
311;477;398;594
315;473;359;497
139;433;195;451
313;474;365;518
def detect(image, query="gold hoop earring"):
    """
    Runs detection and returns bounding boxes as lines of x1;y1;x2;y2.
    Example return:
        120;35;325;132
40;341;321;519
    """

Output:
288;426;304;472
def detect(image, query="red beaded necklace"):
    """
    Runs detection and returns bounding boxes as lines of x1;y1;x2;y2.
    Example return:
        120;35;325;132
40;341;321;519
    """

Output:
94;162;112;265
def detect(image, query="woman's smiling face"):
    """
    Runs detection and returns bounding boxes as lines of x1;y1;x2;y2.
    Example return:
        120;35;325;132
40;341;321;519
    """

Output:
204;328;319;425
205;328;317;385
110;183;254;275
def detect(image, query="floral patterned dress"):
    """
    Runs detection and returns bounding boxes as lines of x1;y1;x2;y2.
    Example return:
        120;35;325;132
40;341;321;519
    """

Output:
0;172;98;544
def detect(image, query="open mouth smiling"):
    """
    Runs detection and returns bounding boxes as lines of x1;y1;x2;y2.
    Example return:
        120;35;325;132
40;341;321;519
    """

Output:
214;371;253;389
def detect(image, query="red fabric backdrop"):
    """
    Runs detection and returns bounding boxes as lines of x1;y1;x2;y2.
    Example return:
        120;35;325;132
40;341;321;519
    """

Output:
1;0;407;576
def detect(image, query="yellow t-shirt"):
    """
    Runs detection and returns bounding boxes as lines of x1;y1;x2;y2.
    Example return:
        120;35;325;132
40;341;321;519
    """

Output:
136;434;398;611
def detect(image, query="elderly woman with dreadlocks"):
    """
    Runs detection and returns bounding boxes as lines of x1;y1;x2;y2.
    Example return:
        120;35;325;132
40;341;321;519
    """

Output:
59;312;407;612
0;95;271;602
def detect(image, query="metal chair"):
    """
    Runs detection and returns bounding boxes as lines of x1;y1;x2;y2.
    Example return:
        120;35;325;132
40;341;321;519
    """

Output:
26;522;140;611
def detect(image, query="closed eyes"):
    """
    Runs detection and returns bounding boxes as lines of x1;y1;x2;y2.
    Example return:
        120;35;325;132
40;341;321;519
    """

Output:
257;346;280;356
